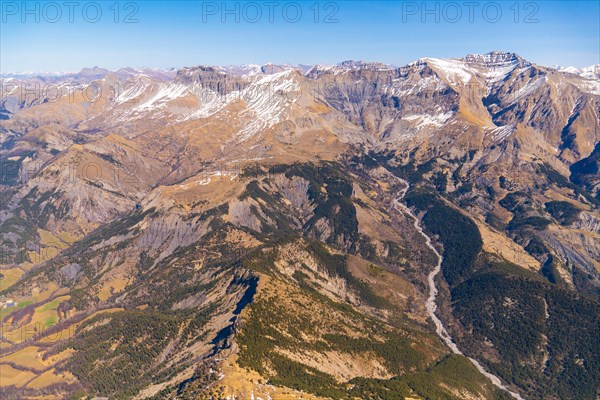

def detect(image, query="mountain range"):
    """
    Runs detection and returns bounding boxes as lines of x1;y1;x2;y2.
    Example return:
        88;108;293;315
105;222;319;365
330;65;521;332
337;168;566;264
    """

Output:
0;51;598;400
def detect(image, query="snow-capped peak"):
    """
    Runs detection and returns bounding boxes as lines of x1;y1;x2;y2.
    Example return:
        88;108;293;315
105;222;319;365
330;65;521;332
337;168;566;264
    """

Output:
463;51;527;68
553;64;600;80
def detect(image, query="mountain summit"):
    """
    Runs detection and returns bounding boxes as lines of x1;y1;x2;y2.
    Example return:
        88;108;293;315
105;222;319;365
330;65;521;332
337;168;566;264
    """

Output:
463;50;527;67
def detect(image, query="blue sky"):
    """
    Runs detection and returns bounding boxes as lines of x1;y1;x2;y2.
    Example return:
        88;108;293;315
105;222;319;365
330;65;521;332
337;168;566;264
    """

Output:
1;1;599;72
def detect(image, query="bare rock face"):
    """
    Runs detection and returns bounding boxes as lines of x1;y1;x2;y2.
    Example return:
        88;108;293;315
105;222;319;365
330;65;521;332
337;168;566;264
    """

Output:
175;65;249;94
463;51;528;68
571;142;600;197
273;174;313;213
60;262;82;282
228;199;263;231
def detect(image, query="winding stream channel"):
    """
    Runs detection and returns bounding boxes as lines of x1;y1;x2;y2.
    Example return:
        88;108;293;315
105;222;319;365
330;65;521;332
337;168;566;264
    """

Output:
393;177;525;400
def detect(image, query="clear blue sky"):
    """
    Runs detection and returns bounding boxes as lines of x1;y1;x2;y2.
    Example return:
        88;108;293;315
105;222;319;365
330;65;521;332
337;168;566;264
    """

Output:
1;0;598;72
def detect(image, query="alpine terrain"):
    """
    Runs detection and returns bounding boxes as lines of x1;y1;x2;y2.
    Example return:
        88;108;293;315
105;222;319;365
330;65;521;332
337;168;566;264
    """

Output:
0;51;599;400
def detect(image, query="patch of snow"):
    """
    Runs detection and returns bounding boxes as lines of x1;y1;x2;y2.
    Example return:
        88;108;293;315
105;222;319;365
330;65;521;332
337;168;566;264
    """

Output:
504;76;545;104
235;70;300;141
134;82;189;110
572;80;600;95
115;76;152;104
402;112;454;128
386;75;446;97
486;124;516;142
482;63;519;82
421;58;474;86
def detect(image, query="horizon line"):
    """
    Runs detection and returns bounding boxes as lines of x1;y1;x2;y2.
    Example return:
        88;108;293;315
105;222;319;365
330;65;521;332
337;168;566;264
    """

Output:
2;52;599;77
